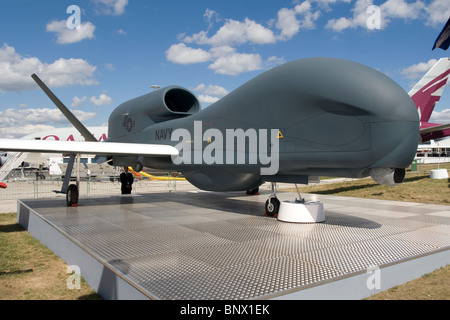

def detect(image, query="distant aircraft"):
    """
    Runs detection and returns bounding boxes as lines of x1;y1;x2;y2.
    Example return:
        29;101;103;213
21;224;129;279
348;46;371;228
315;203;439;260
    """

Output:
432;17;450;51
0;126;108;182
0;152;7;168
0;58;420;214
0;126;107;165
409;57;450;142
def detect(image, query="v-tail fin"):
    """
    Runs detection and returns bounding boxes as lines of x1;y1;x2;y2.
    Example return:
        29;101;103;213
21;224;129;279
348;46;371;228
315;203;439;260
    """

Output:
31;74;97;142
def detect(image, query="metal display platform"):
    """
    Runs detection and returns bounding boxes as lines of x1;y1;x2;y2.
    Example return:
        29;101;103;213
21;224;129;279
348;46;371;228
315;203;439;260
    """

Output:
17;191;450;300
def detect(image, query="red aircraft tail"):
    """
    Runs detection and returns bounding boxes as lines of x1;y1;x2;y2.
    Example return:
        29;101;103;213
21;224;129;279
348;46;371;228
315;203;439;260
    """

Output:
409;58;450;124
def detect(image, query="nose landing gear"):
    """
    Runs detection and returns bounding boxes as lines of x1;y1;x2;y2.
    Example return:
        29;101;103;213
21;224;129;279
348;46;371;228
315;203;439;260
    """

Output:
265;196;280;217
264;182;287;217
264;183;306;218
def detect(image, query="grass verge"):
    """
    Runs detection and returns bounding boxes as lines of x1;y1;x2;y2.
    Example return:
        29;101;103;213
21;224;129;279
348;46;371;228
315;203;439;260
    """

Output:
366;265;450;300
0;213;102;300
285;163;450;206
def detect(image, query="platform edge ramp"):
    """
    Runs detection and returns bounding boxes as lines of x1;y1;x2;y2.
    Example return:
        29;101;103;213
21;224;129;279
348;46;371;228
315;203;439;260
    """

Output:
17;200;153;300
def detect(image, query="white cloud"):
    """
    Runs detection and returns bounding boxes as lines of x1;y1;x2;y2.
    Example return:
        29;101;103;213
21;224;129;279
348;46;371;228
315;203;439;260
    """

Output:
0;44;98;92
193;84;229;96
91;0;129;16
71;96;87;108
166;43;212;64
43;58;98;87
265;56;286;68
193;83;229;106
208;51;263;75
0;108;97;138
0;124;55;139
0;108;96;125
276;7;302;40
0;108;96;139
168;4;319;76
326;17;353;31
72;94;112;107
381;0;424;20
193;84;206;92
425;0;450;27
168;0;448;78
430;109;450;124
326;0;425;32
326;0;374;31
208;46;284;76
313;0;353;7
198;95;221;104
276;2;320;40
401;59;438;79
185;3;319;46
90;94;113;106
184;18;276;47
204;85;229;96
46;20;96;44
204;9;221;28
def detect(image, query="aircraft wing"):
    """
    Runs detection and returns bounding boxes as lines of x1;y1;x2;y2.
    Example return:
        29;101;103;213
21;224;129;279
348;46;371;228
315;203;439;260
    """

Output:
0;139;179;157
419;123;450;135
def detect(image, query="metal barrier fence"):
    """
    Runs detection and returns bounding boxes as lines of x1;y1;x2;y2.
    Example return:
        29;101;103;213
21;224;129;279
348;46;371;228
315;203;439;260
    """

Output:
0;178;199;201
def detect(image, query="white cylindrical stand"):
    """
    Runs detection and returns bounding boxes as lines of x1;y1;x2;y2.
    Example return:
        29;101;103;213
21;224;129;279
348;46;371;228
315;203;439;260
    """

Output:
430;169;449;179
277;201;325;223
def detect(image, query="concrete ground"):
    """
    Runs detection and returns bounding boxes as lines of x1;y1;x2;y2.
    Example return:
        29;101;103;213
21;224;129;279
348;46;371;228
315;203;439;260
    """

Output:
1;200;18;213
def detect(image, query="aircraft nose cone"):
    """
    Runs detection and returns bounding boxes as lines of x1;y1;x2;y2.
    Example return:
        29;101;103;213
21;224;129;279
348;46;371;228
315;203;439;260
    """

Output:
201;57;420;173
282;58;420;169
290;57;420;124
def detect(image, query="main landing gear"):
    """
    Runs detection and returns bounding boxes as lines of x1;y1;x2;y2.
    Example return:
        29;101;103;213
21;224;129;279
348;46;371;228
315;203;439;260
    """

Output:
246;187;259;195
66;184;79;207
59;154;80;207
264;183;305;217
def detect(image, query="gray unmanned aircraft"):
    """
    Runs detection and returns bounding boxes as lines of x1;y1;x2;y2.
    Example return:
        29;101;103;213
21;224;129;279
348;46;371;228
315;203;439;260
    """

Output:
0;57;420;214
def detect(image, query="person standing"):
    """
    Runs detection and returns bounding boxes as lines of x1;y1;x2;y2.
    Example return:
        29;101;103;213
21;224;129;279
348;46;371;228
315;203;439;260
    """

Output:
120;166;134;194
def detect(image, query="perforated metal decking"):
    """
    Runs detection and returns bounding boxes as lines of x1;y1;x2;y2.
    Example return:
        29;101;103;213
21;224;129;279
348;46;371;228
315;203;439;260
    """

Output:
19;191;450;299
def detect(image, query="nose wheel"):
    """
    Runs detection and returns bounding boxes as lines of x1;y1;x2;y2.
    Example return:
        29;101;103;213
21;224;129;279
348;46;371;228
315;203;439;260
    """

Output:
265;197;280;217
264;183;306;217
264;182;280;217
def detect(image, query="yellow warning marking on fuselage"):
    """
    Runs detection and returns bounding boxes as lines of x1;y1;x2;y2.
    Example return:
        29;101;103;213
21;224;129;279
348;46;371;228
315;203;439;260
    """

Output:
278;131;284;138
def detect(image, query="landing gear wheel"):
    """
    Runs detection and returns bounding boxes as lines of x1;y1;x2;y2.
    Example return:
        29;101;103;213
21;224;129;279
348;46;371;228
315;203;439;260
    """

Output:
246;187;259;195
265;197;280;217
66;184;79;207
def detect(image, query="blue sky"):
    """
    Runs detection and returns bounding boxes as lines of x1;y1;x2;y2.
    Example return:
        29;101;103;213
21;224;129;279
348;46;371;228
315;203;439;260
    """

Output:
0;0;449;138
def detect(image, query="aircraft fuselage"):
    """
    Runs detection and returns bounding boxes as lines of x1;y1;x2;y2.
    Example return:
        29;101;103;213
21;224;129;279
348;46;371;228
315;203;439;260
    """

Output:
107;58;420;191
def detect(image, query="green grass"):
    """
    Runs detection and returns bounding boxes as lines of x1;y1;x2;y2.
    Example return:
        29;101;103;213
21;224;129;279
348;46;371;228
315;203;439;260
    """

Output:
285;163;450;206
366;265;450;300
0;213;102;300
